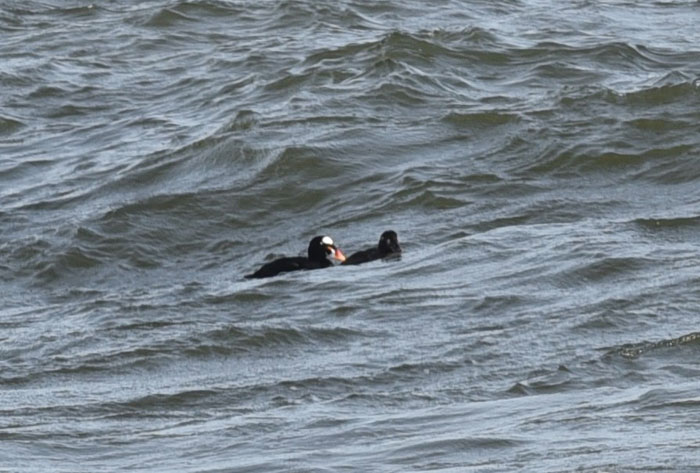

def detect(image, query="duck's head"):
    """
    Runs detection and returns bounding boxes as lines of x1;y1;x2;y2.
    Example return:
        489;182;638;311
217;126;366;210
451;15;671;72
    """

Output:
378;230;401;254
309;235;346;264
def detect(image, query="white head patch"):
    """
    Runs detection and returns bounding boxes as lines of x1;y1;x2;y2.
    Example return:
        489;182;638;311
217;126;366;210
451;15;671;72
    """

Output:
321;236;334;246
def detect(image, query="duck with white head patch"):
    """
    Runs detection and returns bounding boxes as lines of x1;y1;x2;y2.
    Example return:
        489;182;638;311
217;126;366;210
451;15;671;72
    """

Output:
245;235;346;279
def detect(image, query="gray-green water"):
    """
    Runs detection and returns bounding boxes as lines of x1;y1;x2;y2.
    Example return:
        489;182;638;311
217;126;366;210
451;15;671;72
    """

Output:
2;1;700;471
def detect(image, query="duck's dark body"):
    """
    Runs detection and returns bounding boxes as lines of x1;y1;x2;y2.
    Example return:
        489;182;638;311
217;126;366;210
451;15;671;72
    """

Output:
245;235;345;279
245;256;331;279
343;230;401;266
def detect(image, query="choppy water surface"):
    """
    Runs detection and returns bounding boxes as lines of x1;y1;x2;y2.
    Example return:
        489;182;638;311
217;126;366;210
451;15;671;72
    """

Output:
2;1;700;471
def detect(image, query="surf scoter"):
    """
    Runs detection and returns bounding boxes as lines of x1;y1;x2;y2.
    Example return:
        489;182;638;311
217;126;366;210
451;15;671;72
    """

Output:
245;235;346;279
342;230;401;266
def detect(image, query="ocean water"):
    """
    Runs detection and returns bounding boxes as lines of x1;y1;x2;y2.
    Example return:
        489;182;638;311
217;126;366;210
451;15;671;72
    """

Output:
2;1;700;471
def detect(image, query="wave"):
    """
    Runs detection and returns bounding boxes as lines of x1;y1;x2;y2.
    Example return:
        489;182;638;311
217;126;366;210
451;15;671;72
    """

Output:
557;74;698;108
609;80;699;107
633;215;700;231
513;139;698;182
185;324;364;355
634;387;700;411
1;2;97;17
442;110;522;129
507;331;700;398
254;27;516;109
508;362;585;396
608;331;700;360
0;115;25;136
0;318;366;387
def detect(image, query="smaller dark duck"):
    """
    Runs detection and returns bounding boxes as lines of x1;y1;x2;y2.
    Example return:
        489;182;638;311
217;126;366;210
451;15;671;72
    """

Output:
245;235;346;279
342;230;401;266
